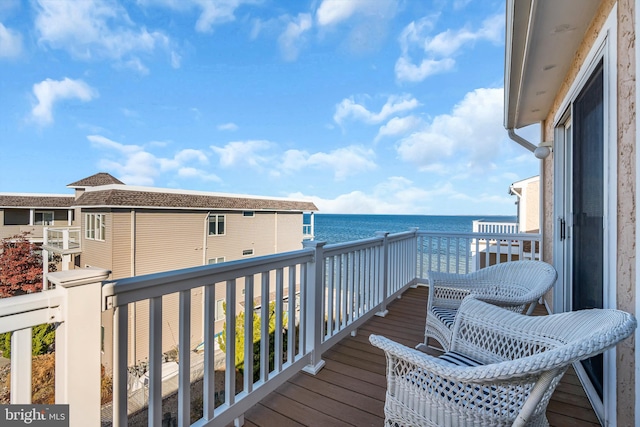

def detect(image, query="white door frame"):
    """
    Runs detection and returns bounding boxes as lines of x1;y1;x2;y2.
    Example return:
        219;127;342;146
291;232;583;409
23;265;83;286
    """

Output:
552;5;617;425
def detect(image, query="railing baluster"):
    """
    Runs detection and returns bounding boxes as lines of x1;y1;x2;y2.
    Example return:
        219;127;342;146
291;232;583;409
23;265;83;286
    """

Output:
11;328;32;404
113;303;129;427
338;255;344;335
260;273;270;382
148;296;162;427
203;284;215;421
225;279;236;407
244;275;254;394
178;290;191;427
287;266;296;364
327;257;334;336
275;268;283;373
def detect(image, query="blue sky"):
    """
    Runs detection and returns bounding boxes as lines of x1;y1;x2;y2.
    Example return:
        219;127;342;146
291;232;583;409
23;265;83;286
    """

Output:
0;0;539;215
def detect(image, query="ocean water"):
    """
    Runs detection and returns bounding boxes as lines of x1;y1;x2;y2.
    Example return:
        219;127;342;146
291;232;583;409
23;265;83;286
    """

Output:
313;214;517;244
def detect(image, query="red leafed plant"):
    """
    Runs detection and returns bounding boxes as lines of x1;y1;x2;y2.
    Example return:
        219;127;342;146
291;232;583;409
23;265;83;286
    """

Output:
0;233;46;297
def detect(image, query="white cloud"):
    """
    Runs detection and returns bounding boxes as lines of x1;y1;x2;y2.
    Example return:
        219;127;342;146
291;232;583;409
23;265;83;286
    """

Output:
217;122;238;131
280;145;376;181
177;167;220;182
211;140;273;168
375;116;423;142
30;78;97;125
139;0;258;33
0;23;22;59
425;14;502;57
289;176;450;214
316;0;397;27
334;94;420;126
395;13;503;83
88;134;142;153
34;0;177;72
278;13;312;61
396;87;505;170
159;148;209;170
90;135;218;185
394;56;455;83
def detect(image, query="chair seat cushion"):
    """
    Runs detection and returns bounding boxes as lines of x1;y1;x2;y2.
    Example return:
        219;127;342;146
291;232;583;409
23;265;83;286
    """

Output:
431;306;458;328
438;351;483;367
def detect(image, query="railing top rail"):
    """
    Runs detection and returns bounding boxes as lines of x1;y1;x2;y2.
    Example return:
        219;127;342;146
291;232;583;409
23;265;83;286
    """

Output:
45;226;81;232
387;229;419;243
323;235;384;256
321;229;418;257
102;248;314;309
0;287;64;318
417;230;541;240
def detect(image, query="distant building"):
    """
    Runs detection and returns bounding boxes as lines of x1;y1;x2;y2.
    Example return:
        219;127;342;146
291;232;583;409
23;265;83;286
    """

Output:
0;173;317;368
509;176;540;233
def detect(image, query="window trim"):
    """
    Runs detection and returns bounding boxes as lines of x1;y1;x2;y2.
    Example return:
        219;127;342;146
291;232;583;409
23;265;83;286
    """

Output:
208;214;226;236
243;211;255;217
85;213;106;241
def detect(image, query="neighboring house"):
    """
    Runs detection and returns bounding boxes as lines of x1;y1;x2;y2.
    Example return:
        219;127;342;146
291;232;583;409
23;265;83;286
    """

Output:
0;194;76;243
1;172;318;369
508;175;540;233
505;1;636;425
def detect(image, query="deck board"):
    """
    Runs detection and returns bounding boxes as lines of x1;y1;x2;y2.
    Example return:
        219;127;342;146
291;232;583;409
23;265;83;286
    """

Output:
245;286;601;427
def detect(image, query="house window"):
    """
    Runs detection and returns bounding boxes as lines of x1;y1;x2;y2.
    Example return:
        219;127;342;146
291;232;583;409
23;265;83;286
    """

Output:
215;299;225;321
242;249;254;256
208;257;225;264
208;215;225;236
35;211;54;226
243;211;254;217
85;213;105;241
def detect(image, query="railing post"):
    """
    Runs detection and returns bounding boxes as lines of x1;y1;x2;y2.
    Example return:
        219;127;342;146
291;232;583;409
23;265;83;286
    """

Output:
43;227;49;290
375;232;389;317
48;267;111;427
302;240;326;375
61;229;71;271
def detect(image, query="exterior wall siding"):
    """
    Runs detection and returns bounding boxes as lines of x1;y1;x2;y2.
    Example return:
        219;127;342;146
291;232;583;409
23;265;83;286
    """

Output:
615;1;635;424
134;210;205;276
81;211;113;272
524;180;539;233
110;211;132;280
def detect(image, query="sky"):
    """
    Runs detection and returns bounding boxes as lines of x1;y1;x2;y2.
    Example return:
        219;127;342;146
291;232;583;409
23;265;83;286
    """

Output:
0;0;540;215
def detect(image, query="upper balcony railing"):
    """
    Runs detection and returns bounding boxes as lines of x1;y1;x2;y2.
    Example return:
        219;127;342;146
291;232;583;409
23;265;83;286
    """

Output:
42;227;82;254
0;227;541;427
472;219;519;234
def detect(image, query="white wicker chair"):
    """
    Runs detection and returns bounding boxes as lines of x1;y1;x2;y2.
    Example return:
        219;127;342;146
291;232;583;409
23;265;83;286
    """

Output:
371;297;636;427
422;260;557;351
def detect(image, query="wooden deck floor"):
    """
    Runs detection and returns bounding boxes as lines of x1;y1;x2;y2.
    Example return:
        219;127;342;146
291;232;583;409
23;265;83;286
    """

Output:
242;286;601;427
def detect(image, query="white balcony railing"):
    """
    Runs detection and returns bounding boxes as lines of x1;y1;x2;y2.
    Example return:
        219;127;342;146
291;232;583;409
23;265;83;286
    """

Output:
42;227;82;254
472;219;519;234
0;228;540;427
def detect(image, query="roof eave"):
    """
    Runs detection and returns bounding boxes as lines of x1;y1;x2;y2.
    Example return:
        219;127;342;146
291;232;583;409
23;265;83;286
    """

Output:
504;0;601;131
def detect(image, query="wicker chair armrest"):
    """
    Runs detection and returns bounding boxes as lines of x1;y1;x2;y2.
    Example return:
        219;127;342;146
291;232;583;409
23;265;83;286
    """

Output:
370;334;552;384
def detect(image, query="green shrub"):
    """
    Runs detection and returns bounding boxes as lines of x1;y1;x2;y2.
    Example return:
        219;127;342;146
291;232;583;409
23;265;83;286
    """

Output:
0;324;55;359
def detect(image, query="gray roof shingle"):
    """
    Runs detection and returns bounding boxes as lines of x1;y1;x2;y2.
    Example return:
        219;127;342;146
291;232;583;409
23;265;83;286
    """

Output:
67;173;125;187
0;195;74;208
74;189;318;211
